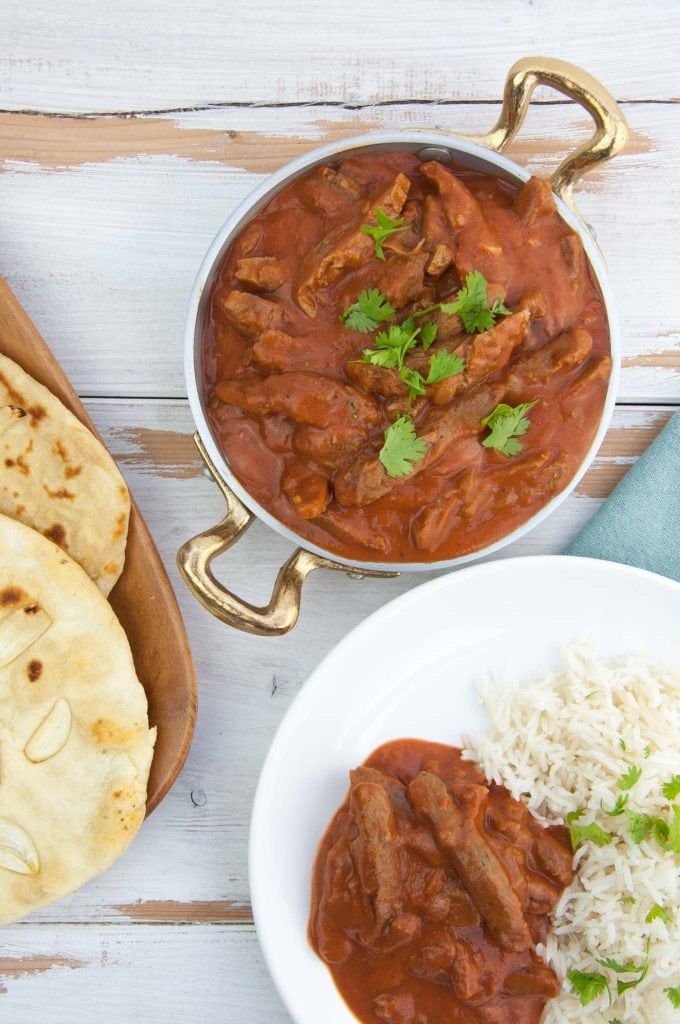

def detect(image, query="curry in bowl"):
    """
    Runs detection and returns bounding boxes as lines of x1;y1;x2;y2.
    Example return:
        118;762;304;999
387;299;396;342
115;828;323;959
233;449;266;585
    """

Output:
202;152;610;563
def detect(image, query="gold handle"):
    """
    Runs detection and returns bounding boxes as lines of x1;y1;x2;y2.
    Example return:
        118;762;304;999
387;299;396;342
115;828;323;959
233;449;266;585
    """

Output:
177;434;398;637
477;57;628;208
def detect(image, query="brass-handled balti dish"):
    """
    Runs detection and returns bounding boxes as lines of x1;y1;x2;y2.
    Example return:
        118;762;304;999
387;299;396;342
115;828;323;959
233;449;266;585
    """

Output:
178;57;628;635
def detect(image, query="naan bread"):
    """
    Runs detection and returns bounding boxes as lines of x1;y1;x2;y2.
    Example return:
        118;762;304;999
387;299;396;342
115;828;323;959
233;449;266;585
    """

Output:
0;353;130;595
0;515;155;925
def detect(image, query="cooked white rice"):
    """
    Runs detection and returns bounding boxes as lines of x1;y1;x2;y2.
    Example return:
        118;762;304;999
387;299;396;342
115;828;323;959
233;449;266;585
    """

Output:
463;644;680;1023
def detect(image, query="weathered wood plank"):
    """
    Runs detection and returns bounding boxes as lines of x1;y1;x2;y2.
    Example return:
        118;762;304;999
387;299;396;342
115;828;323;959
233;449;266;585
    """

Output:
0;103;677;401
2;0;679;111
6;400;669;927
0;925;290;1024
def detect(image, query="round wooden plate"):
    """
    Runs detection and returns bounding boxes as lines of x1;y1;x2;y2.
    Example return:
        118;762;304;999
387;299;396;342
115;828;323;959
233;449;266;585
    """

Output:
0;276;197;813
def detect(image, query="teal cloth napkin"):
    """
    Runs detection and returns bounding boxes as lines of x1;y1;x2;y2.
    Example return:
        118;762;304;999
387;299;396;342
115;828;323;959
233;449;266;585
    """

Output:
566;411;680;583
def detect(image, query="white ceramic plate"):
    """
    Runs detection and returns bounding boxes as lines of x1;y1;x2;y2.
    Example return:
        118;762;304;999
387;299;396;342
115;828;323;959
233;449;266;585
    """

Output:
249;555;680;1024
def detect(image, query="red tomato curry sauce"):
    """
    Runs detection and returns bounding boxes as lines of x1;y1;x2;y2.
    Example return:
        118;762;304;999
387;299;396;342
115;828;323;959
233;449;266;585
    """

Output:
309;739;574;1024
202;152;610;562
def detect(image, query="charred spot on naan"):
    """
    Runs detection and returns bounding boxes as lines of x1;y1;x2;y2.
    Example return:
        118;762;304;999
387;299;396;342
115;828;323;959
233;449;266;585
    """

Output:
27;405;46;426
26;658;43;682
42;485;75;500
0;585;27;607
112;514;126;541
52;440;82;480
44;523;67;547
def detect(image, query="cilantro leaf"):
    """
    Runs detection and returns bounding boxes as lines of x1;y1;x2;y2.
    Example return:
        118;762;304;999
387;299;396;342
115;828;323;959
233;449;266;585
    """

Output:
445;270;512;333
619;896;636;905
566;809;584;825
663;804;680;853
618;765;642;791
360;207;408;260
626;810;655;844
625;809;670;846
426;350;465;385
379;415;427;478
655;817;672;846
569;821;612;852
644;744;652;758
602;794;629;817
399;366;427;402
662;775;680;801
567;969;610;1007
619;739;626;751
416;271;512;334
362;347;399;368
598;957;645;974
665;985;680;1009
342;288;395;333
420;321;438;350
482;401;538;457
362;319;421;378
610;1019;624;1023
646;903;671;924
616;962;649;995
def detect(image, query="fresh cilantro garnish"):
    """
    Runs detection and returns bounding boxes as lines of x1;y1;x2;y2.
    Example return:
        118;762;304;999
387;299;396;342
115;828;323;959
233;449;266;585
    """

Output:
619;896;637;905
399;366;427;402
616;962;649;995
644;744;652;758
379;415;427;478
441;270;511;333
646;903;671;924
362;347;397;368
569;821;612;852
414;270;511;334
420;321;438;350
362;319;421;371
360;207;408;261
566;809;584;824
664;804;680;853
663;775;680;801
626;810;655;844
481;401;538;457
426;349;465;385
619;739;626;751
362;319;464;401
567;969;610;1006
598;957;645;974
626;807;680;851
597;958;649;996
618;765;642;791
665;985;680;1009
610;1018;624;1023
602;794;629;817
342;288;395;333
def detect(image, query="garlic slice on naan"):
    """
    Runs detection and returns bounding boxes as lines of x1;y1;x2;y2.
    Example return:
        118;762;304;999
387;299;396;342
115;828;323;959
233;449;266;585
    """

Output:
0;354;130;595
0;515;155;925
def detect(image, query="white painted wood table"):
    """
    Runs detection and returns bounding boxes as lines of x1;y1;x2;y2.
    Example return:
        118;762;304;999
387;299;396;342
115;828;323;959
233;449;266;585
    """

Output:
1;3;679;1019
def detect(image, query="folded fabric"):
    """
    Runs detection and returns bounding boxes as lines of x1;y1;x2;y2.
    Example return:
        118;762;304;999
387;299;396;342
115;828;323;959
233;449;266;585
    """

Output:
566;411;680;583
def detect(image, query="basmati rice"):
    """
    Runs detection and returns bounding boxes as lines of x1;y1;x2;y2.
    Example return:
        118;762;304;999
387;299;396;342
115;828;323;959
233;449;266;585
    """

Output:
463;644;680;1023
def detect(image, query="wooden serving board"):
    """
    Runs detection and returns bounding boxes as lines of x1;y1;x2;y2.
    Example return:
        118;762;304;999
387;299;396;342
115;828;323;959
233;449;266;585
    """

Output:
0;275;197;814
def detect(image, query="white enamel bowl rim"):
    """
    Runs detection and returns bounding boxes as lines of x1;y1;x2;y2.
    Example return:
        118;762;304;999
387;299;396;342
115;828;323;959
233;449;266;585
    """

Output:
248;555;680;1024
185;131;620;572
